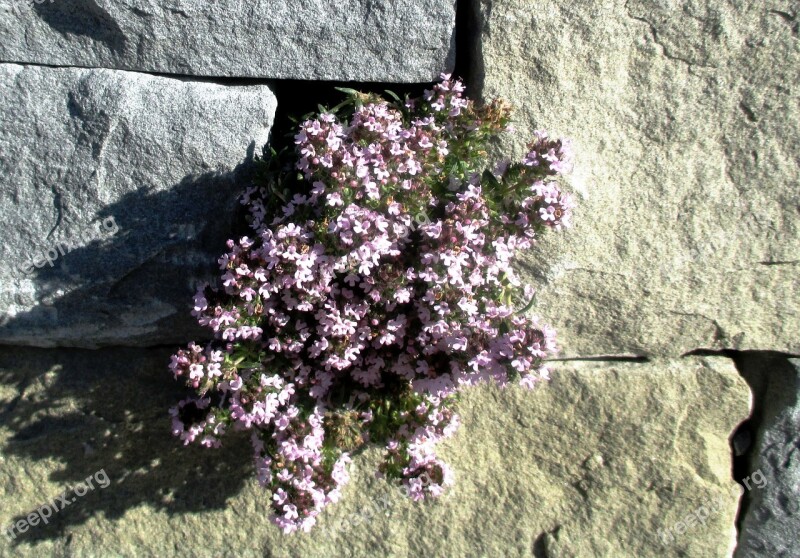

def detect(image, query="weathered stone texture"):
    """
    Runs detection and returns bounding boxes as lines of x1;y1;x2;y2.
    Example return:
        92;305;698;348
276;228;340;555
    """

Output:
736;355;800;558
473;0;800;357
0;350;749;557
0;0;455;81
0;64;276;347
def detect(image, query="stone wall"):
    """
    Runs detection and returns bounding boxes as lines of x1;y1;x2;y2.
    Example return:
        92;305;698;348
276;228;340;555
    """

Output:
0;0;797;556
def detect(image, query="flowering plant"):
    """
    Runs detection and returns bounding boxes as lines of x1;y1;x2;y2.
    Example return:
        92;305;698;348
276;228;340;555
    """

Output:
168;74;574;533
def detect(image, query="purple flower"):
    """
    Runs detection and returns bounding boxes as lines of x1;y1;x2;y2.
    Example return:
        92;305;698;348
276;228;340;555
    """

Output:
169;74;573;534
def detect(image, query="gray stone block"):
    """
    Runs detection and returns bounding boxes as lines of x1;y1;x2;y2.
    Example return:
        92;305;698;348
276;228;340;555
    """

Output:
736;356;800;558
0;64;276;347
0;0;455;81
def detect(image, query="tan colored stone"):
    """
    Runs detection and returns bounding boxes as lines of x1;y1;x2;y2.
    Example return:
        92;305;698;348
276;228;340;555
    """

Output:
473;0;800;357
0;348;749;557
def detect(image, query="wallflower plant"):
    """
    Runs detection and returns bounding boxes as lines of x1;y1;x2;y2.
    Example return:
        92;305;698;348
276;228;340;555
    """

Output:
169;74;574;534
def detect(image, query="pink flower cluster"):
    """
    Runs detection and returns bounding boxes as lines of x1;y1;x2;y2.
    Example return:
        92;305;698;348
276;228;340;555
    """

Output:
169;74;574;533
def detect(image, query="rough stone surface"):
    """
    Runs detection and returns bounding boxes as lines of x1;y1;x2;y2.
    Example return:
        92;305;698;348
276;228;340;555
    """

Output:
472;0;800;357
0;350;749;557
0;64;276;347
0;0;455;81
735;355;800;558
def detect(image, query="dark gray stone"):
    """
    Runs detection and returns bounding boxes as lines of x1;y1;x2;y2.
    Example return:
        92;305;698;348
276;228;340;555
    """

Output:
0;64;276;347
0;0;455;81
736;356;800;558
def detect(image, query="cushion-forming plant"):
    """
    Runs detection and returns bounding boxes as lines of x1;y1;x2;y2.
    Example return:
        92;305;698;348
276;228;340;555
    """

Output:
169;74;574;533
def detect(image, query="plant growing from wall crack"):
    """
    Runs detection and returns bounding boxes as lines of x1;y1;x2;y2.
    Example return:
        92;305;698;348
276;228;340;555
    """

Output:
168;74;574;533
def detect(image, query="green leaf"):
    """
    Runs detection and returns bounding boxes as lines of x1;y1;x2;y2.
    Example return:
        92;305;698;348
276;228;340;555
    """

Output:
329;98;353;114
514;292;537;315
482;169;500;189
384;89;402;103
334;87;360;97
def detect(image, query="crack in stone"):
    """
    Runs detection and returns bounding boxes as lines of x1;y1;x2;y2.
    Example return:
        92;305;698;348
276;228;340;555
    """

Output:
46;183;64;240
739;101;758;123
671;404;690;458
533;525;562;558
769;9;799;36
670;311;727;344
624;2;715;69
168;9;189;18
565;267;630;281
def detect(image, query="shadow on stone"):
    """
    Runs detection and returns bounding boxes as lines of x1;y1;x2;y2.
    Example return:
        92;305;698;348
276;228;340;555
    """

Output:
0;145;269;544
32;0;127;55
0;344;255;546
729;351;800;557
0;79;444;547
0;147;260;347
